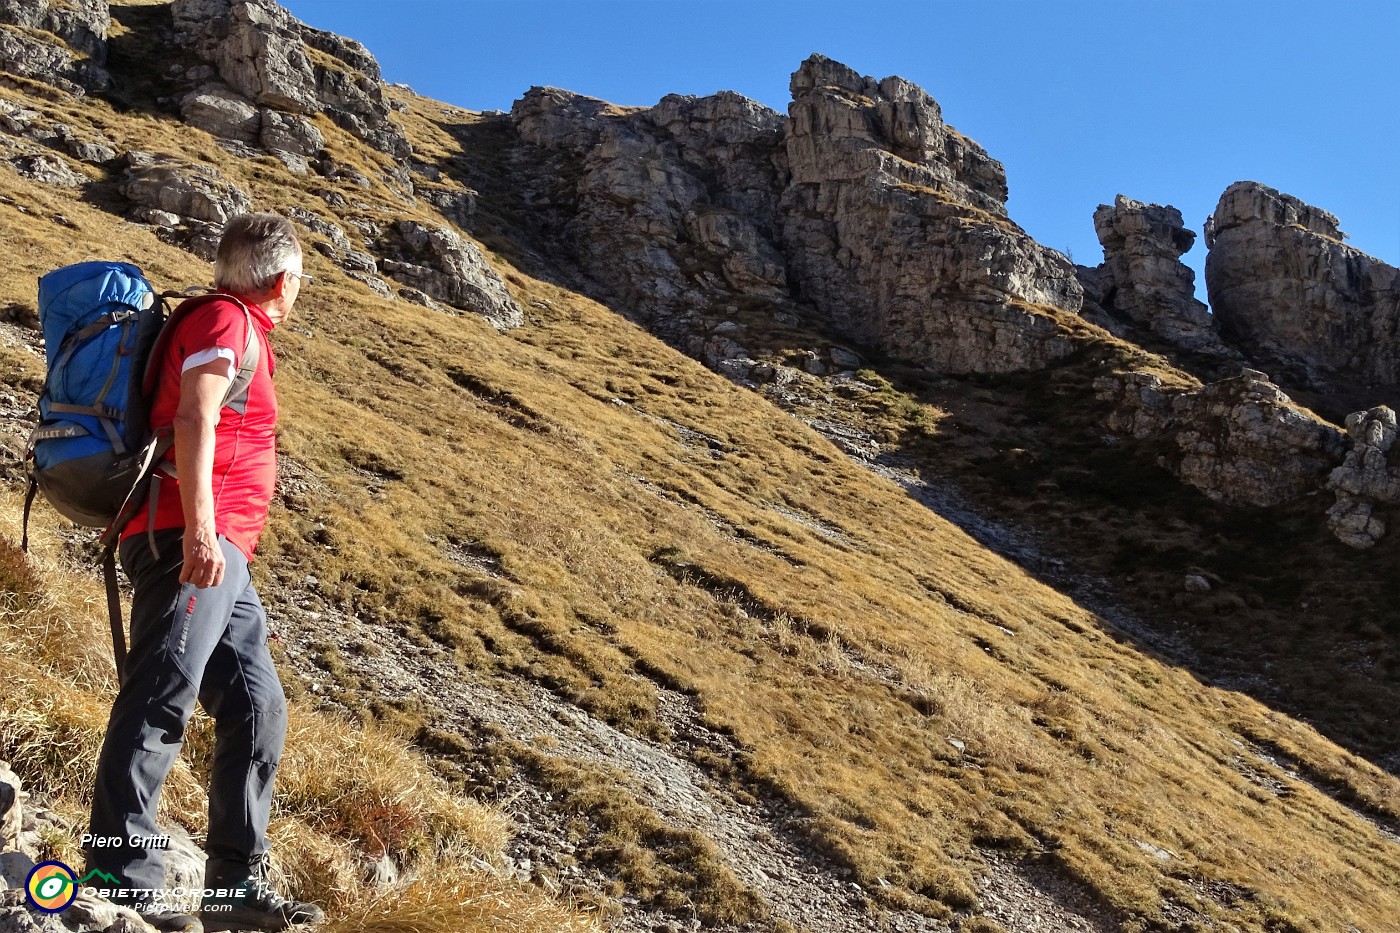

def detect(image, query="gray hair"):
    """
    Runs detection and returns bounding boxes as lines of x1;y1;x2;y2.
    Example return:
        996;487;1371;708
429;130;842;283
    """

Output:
213;213;302;295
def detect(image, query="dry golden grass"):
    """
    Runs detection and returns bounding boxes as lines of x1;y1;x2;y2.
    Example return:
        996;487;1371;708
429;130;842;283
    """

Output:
3;14;1400;931
0;503;595;932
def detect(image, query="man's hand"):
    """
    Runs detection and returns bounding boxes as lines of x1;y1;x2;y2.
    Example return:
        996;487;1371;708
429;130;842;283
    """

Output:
181;524;225;588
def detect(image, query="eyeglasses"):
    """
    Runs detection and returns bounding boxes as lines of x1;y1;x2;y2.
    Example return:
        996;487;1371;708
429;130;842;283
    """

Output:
286;271;313;285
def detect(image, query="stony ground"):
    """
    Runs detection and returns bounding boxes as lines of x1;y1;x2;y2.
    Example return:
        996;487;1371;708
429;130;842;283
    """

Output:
268;575;1121;933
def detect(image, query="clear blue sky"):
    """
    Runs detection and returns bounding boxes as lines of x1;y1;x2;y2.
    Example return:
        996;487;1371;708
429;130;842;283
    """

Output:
282;0;1399;297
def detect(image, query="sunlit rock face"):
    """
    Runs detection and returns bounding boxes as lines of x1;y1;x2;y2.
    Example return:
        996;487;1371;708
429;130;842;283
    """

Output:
1205;181;1400;390
0;0;111;93
778;54;1083;374
1079;195;1230;356
511;54;1086;376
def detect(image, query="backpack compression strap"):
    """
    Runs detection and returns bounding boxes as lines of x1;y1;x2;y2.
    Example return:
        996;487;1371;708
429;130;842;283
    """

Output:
102;547;127;680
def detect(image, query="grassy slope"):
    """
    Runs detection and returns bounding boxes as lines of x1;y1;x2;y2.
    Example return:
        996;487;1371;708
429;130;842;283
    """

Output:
2;7;1399;932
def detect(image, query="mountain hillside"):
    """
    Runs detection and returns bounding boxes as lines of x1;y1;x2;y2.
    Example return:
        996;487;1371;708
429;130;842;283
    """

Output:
3;3;1400;933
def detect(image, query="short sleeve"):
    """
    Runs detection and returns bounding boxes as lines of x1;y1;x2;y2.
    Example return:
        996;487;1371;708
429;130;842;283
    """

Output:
175;300;249;364
181;347;238;380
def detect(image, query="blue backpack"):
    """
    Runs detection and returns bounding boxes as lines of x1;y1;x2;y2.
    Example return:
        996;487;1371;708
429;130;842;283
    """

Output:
25;262;166;530
22;261;258;672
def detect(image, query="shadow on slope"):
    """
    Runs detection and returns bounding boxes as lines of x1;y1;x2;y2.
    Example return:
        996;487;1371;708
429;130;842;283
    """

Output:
870;344;1400;781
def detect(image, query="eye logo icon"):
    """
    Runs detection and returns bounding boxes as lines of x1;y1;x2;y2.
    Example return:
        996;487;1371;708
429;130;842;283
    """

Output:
25;861;78;913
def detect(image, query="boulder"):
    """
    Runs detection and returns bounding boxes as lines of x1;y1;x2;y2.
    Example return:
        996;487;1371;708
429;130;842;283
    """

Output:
120;151;252;225
1081;195;1230;354
53;125;117;164
1096;369;1346;507
0;851;35;891
1205;181;1400;389
830;346;862;369
1326;407;1400;548
0;99;40;136
0;0;110;93
778;55;1083;374
180;84;261;144
171;0;409;159
380;221;524;329
259;109;323;156
9;153;86;188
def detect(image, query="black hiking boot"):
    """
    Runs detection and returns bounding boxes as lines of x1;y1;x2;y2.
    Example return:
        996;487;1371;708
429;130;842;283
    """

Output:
200;855;324;931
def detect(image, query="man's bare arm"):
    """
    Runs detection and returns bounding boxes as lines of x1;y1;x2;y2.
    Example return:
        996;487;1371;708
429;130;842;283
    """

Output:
173;360;231;588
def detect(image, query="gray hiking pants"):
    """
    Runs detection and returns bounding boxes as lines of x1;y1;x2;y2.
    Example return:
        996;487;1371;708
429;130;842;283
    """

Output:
88;528;287;897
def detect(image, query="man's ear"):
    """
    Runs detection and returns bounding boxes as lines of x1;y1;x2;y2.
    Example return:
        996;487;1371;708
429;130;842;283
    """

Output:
271;271;291;299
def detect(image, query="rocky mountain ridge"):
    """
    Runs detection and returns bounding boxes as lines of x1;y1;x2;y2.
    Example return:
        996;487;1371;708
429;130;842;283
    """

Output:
4;3;1400;933
499;59;1400;552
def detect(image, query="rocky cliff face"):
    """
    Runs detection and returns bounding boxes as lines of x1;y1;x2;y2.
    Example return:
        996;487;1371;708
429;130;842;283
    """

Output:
0;0;521;330
1095;369;1346;507
511;54;1085;376
780;55;1082;374
171;0;410;162
511;85;790;353
1205;181;1400;391
1078;195;1230;356
0;0;110;94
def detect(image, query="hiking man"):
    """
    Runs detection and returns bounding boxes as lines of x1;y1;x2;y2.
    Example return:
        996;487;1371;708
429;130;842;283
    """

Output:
86;213;322;933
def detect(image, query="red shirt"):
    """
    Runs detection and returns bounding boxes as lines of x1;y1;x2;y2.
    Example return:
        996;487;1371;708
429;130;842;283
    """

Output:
121;297;279;559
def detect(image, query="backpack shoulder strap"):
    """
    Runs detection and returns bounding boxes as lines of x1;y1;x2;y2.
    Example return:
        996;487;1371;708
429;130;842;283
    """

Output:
145;291;261;410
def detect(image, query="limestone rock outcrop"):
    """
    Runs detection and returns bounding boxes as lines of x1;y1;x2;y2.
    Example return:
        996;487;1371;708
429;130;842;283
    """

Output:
0;100;117;165
0;0;110;94
511;55;1086;377
780;55;1082;374
1079;195;1230;355
512;86;617;152
119;151;252;258
1096;369;1346;507
1326;407;1400;548
510;85;790;348
120;151;251;225
379;221;524;329
171;0;409;159
1205;181;1400;390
